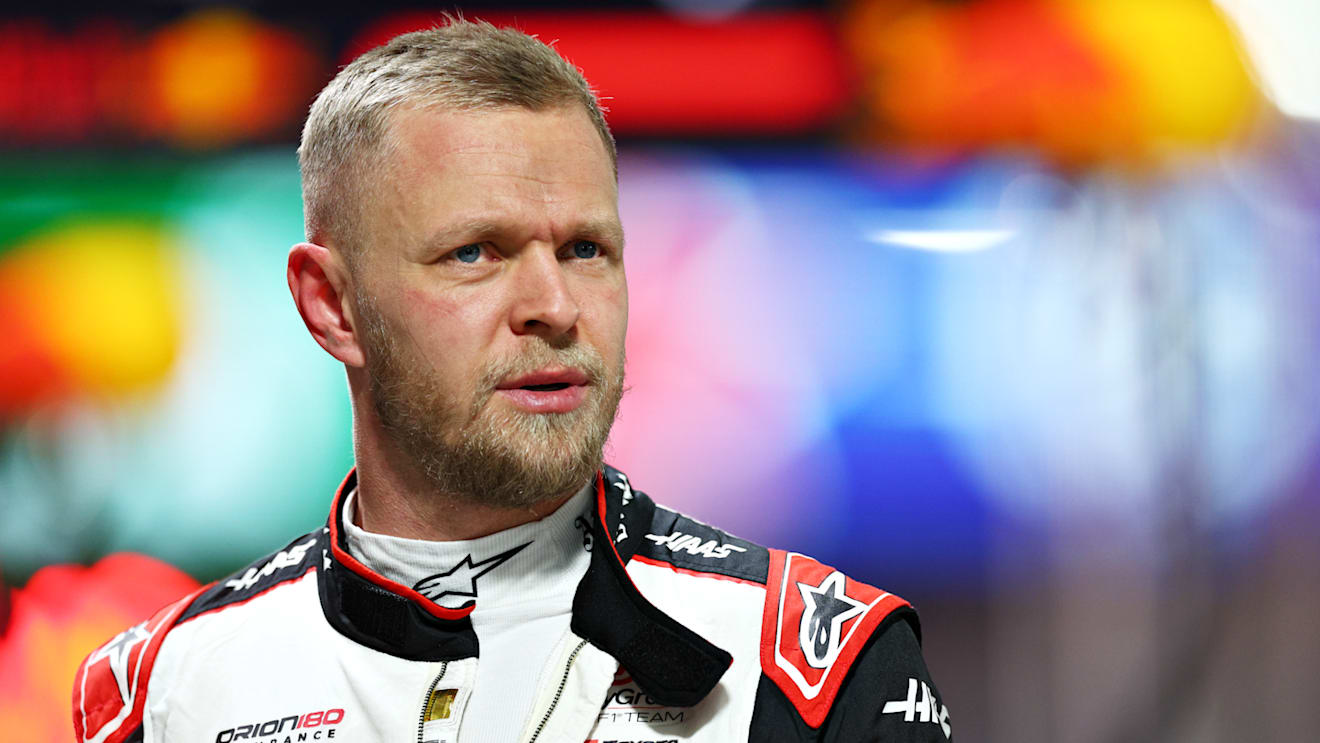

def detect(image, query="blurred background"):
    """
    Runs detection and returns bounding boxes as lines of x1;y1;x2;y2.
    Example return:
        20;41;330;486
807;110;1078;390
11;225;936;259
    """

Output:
1;1;1317;740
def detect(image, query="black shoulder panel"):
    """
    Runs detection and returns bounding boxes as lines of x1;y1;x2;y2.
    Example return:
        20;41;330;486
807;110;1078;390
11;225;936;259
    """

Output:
177;530;324;624
819;615;952;741
633;506;770;585
747;611;953;742
746;674;818;743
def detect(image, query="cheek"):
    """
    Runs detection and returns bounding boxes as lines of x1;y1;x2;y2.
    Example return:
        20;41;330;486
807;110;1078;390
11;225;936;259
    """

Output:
581;280;629;349
398;288;492;369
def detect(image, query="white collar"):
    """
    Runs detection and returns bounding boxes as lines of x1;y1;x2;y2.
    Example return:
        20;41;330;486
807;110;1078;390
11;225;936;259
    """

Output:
342;482;594;612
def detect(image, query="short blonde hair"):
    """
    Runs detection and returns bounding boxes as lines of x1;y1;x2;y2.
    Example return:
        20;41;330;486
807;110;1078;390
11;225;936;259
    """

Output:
298;19;616;265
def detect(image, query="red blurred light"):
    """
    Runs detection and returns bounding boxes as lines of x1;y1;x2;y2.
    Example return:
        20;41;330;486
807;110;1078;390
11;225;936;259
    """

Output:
0;21;129;142
0;555;199;743
345;11;852;135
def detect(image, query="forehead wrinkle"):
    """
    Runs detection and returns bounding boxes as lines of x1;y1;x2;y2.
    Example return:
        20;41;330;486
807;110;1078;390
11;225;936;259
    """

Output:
460;170;608;190
368;106;618;258
408;131;603;175
444;159;614;202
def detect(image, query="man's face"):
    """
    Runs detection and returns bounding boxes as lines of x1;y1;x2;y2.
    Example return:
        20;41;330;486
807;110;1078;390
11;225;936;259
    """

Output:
350;104;627;508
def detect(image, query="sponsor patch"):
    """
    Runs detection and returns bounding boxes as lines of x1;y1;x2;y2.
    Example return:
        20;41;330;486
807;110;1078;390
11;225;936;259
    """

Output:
883;678;952;739
759;550;910;728
596;666;687;727
644;531;748;559
213;708;345;743
225;539;316;593
634;508;770;585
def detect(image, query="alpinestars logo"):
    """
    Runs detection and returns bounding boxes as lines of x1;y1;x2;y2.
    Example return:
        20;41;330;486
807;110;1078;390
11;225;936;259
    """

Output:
764;551;908;728
413;542;531;606
796;571;866;669
86;621;151;705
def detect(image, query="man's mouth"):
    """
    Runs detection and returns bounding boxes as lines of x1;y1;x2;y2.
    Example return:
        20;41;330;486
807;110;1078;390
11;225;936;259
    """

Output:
497;368;590;390
494;368;591;413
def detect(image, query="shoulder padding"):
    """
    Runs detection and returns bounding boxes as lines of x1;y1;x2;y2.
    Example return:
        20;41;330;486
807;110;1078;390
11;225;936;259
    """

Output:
73;584;207;743
633;506;770;585
176;530;323;624
760;549;915;728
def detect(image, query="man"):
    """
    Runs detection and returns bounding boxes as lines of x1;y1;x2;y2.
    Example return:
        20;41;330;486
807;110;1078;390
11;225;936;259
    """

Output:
74;20;952;743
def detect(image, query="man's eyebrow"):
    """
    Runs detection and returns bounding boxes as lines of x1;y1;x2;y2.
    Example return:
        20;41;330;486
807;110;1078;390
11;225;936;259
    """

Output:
574;219;625;245
424;218;625;248
425;219;502;247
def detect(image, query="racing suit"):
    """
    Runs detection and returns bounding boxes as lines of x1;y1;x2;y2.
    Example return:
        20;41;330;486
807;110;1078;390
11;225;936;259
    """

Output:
74;466;953;742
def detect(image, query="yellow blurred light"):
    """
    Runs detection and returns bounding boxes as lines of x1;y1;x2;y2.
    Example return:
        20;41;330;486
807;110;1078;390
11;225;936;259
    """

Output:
1;222;183;399
1066;0;1260;149
844;0;1262;165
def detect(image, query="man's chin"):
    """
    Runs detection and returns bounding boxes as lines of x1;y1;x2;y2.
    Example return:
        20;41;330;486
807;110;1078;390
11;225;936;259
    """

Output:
481;395;600;436
447;445;602;510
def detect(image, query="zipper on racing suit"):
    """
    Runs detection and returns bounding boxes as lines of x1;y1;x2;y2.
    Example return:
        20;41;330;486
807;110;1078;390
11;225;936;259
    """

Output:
525;639;589;743
417;638;593;743
417;662;453;743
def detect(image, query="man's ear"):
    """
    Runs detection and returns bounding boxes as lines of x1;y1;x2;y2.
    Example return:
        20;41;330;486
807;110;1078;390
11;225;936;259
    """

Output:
287;242;366;368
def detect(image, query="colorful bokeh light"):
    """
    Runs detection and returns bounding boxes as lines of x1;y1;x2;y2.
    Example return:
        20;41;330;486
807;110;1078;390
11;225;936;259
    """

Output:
0;555;199;743
0;221;183;418
845;0;1261;165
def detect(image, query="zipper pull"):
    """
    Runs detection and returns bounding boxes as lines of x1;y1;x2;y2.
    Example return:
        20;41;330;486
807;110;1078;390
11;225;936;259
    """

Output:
421;687;463;743
418;662;472;743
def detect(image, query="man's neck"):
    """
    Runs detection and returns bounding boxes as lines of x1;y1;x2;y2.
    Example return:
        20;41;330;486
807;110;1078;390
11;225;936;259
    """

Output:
349;424;579;541
353;468;576;541
345;380;591;540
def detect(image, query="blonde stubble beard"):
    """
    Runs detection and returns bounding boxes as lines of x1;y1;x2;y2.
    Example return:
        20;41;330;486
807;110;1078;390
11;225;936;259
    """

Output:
355;289;625;509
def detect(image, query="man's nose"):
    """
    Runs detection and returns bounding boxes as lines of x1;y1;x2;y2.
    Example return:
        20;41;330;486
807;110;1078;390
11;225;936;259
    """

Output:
508;247;580;338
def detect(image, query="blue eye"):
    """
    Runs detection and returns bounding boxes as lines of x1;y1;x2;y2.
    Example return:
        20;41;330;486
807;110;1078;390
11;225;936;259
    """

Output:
454;244;482;263
572;241;599;259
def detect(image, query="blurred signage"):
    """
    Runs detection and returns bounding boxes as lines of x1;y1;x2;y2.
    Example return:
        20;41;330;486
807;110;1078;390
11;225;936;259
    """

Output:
844;0;1262;165
347;11;852;135
0;3;1270;160
0;8;852;147
0;10;319;148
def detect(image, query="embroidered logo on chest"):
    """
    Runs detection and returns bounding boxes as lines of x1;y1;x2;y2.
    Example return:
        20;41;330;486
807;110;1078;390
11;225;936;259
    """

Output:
596;667;687;728
214;707;345;742
412;542;531;607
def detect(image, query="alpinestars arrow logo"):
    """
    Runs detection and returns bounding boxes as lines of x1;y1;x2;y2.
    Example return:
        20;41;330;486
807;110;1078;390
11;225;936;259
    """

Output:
413;542;531;606
796;571;866;669
86;621;151;705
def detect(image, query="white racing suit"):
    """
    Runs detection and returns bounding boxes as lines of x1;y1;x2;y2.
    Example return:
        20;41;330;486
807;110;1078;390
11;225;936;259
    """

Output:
74;467;952;742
